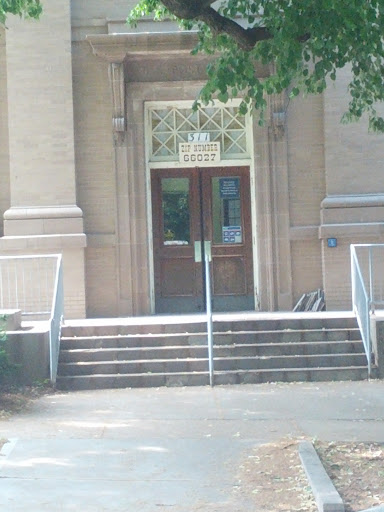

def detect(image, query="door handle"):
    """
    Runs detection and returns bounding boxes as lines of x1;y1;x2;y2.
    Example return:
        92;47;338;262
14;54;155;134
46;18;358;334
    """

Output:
194;241;202;262
204;241;212;262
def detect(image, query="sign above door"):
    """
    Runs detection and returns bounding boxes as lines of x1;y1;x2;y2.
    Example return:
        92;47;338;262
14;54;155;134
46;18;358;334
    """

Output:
179;142;221;166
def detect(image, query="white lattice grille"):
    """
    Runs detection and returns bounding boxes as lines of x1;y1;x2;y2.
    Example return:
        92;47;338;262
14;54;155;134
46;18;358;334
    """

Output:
149;105;249;161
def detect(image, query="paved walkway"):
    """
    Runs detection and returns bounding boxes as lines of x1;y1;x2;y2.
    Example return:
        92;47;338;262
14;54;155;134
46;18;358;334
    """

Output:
0;380;383;511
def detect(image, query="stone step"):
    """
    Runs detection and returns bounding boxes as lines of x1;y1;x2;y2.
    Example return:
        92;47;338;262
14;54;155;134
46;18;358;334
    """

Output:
59;340;365;363
61;313;358;338
56;365;372;391
58;353;367;376
60;328;361;350
57;313;368;390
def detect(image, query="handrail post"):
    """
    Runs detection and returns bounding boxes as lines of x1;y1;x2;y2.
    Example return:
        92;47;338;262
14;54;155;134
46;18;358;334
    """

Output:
366;247;373;378
351;244;372;379
49;255;64;385
369;245;374;309
204;243;214;387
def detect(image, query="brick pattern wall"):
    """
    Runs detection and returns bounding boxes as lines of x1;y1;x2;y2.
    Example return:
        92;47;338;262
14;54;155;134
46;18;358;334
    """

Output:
71;0;137;21
324;72;384;196
5;1;77;207
288;94;325;227
72;42;115;234
0;27;10;236
291;240;323;306
85;247;118;317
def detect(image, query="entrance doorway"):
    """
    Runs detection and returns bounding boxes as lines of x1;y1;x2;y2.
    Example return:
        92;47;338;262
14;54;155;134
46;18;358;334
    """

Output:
151;166;254;313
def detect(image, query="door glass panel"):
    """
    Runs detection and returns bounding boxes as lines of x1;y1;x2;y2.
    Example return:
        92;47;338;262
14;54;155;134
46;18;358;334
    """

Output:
161;178;190;245
212;177;242;245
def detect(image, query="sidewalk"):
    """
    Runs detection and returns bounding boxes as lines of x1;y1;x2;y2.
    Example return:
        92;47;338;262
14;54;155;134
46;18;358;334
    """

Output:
0;380;383;511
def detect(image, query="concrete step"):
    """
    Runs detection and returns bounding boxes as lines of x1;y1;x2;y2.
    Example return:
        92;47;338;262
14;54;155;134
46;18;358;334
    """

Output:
56;312;369;391
58;353;367;377
59;328;361;350
59;341;365;363
56;365;373;391
61;312;358;338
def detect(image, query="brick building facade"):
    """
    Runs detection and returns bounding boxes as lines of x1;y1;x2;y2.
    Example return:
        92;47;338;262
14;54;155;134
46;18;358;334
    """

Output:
1;1;383;318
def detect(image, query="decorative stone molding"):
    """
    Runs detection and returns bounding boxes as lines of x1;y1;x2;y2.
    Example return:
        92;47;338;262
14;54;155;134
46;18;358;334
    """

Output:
87;32;198;62
109;62;126;133
321;194;384;209
3;205;85;236
269;92;287;138
3;205;83;220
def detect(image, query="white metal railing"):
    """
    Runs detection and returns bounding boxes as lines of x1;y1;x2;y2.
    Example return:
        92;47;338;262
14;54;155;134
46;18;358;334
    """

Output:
0;254;64;384
350;245;371;377
49;256;64;385
0;255;58;319
349;243;384;376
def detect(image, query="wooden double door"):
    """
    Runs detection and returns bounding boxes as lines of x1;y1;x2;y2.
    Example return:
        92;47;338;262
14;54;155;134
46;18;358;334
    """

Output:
151;166;254;313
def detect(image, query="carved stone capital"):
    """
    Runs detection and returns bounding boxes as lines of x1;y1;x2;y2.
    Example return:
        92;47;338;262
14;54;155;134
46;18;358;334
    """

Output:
269;92;287;138
109;62;126;133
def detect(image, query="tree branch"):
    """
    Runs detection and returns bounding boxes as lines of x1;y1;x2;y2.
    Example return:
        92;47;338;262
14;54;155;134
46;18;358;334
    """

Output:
160;1;309;51
160;1;272;50
198;7;273;50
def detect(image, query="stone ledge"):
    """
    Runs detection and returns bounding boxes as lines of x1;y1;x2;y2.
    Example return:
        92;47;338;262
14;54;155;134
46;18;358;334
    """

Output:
0;234;87;251
358;507;384;512
321;194;384;209
3;205;83;220
319;222;384;239
299;440;344;512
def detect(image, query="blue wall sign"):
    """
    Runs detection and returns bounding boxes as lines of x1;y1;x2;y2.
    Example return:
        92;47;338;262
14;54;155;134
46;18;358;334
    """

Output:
219;177;240;199
327;238;337;248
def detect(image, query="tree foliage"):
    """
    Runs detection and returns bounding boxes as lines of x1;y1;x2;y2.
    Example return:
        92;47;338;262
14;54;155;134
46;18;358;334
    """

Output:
129;0;384;130
0;0;42;25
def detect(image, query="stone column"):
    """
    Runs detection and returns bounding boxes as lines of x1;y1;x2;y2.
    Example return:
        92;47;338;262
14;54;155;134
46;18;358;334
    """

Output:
110;61;151;315
0;1;86;318
109;60;134;315
268;93;293;310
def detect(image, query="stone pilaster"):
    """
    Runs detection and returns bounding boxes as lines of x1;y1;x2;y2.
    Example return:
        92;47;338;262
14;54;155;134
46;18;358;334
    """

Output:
268;92;293;310
1;1;86;318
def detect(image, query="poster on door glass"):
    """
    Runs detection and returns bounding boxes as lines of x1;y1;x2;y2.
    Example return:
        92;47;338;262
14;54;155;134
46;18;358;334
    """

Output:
219;178;240;199
222;226;242;244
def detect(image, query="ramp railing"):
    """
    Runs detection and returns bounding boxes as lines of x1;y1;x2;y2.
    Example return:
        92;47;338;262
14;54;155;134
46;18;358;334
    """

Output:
0;254;64;384
350;243;384;377
350;245;371;377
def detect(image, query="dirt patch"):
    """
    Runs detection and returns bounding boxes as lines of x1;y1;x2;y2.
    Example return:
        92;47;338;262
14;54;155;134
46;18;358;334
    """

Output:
0;384;58;452
237;437;384;512
315;441;384;512
0;384;56;421
237;437;317;511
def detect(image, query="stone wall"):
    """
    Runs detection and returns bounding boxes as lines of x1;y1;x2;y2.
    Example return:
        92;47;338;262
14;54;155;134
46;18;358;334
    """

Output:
0;27;10;237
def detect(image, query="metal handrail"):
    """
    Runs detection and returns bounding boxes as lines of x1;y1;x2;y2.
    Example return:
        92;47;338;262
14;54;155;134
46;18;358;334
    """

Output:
0;254;64;384
204;251;214;387
350;245;371;377
49;255;64;385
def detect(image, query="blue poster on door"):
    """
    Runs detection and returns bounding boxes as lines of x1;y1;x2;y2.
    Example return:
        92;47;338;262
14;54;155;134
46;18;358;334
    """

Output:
219;177;240;199
222;226;242;244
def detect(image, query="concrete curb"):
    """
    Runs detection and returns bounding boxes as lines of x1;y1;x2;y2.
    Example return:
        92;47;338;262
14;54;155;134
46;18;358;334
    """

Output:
358;507;384;512
299;440;344;512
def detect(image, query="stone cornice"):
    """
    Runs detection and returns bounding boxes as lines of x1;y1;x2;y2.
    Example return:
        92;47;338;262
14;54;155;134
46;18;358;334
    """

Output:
87;31;199;62
321;194;384;209
3;205;83;220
